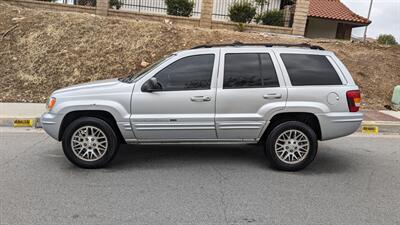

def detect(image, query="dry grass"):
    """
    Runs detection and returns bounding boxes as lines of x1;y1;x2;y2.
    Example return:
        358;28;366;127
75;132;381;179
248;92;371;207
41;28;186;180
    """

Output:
1;1;399;109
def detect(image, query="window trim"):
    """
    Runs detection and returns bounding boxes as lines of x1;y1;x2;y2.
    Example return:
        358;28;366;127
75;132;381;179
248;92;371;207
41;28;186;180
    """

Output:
222;52;280;89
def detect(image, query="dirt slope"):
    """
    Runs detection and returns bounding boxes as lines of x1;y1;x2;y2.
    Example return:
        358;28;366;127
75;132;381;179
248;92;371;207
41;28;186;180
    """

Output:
1;2;399;109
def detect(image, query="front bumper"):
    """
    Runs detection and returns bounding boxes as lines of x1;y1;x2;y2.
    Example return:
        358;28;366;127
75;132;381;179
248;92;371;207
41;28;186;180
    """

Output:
316;112;363;140
41;112;63;141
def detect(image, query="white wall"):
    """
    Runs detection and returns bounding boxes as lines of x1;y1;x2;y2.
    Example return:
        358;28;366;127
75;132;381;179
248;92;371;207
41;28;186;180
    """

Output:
305;17;339;39
54;0;75;4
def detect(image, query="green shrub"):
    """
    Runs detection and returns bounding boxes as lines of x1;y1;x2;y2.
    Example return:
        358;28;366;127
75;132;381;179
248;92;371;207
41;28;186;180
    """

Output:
165;0;194;17
259;10;284;26
254;13;262;23
109;0;122;9
75;0;120;8
377;34;398;45
236;22;246;32
76;0;96;7
228;1;256;23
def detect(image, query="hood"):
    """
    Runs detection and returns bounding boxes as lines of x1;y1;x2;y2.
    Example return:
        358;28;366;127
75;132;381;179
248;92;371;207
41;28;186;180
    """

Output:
53;79;122;95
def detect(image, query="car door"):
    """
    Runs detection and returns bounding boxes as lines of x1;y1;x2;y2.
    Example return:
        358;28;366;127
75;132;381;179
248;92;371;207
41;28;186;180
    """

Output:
215;48;287;141
131;49;219;142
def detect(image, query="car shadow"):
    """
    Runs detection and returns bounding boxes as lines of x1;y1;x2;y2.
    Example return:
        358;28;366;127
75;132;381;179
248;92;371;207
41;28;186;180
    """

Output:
300;145;354;175
108;143;354;174
110;144;268;170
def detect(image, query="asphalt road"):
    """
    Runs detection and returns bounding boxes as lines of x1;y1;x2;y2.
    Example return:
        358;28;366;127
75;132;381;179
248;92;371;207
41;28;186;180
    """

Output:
1;128;400;225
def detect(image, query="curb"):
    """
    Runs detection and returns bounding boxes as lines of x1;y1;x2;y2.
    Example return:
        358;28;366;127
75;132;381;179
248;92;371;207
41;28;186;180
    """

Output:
1;117;399;135
0;117;42;128
359;121;400;135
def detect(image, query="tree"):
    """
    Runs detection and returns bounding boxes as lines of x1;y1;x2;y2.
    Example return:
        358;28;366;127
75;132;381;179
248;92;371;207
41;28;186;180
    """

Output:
377;34;398;45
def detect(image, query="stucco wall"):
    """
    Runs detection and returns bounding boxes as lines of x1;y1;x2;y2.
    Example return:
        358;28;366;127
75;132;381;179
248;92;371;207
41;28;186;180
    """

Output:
305;17;338;39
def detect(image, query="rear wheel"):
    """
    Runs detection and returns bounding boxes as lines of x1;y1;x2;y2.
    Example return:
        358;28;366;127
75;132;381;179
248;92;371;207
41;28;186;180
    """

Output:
265;121;317;171
62;117;120;168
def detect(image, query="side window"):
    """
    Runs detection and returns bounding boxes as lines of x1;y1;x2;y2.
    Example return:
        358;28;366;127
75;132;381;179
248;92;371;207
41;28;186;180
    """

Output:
154;54;215;91
260;54;280;87
223;53;279;89
281;54;343;86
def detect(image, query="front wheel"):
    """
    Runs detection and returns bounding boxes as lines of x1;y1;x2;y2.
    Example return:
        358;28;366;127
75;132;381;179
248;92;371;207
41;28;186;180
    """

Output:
265;121;318;171
62;117;120;168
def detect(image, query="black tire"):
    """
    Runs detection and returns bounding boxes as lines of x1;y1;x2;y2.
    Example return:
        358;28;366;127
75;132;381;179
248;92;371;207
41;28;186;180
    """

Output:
62;117;120;169
265;121;317;171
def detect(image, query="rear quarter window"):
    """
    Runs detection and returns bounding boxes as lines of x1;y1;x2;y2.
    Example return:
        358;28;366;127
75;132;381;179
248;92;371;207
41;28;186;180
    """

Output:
281;54;342;86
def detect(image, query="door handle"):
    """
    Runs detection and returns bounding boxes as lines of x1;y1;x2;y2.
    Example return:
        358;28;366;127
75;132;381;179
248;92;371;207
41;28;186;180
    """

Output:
263;93;282;99
191;96;211;102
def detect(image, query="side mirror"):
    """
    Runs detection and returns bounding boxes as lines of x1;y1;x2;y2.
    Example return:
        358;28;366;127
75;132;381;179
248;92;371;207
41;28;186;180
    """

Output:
141;77;162;92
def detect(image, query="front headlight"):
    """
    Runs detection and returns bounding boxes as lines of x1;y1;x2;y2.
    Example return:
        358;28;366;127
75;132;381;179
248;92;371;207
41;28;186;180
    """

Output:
46;97;56;111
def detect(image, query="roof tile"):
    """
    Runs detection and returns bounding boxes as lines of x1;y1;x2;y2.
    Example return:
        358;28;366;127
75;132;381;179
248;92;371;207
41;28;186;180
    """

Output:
308;0;371;25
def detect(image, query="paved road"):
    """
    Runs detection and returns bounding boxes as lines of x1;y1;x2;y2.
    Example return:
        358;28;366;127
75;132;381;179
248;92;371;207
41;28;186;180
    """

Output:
1;128;400;225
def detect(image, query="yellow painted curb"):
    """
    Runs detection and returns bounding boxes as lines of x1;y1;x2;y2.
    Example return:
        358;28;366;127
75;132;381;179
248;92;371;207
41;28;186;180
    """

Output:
13;119;35;127
361;125;379;134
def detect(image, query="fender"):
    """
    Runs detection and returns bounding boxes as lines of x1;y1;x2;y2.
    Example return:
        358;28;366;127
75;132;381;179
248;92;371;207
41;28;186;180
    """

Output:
53;99;135;141
54;100;130;122
257;101;329;139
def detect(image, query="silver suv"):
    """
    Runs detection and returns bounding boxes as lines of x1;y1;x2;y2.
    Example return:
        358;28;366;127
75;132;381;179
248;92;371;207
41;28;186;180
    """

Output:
41;43;363;171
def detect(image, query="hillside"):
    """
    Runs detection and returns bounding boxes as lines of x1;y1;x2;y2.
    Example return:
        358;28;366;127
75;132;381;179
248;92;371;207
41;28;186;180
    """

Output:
1;1;399;109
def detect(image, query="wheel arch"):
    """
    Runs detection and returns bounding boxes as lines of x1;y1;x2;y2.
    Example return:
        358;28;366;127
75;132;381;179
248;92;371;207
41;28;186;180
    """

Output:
260;112;322;142
58;110;126;144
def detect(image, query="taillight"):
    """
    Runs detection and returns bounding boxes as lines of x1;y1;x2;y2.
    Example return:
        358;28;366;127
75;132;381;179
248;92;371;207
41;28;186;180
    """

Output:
346;90;361;112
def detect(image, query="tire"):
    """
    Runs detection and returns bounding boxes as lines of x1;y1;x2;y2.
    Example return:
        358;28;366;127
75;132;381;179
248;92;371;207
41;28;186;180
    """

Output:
62;117;120;169
265;121;317;171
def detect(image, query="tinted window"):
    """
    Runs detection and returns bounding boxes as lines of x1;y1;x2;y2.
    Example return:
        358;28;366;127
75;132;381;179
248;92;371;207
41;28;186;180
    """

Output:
154;54;215;91
260;54;280;87
281;54;342;86
223;53;279;89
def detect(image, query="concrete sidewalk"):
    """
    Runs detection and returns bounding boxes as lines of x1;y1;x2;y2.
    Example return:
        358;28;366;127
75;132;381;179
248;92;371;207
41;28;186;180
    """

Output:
0;103;399;134
361;110;400;134
0;103;46;127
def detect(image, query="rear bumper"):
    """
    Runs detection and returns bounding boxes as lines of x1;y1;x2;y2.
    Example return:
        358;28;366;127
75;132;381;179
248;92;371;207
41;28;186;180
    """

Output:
316;112;363;140
41;112;63;141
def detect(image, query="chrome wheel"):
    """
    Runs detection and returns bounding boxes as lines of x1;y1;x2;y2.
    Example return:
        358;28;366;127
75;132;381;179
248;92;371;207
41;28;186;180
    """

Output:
275;129;310;164
71;126;108;162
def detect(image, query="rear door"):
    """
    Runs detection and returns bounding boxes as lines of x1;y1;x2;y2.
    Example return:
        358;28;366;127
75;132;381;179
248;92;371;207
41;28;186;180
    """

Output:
215;48;287;140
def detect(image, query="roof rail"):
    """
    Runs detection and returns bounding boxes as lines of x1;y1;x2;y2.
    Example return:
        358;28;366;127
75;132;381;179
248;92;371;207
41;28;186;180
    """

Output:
191;41;325;50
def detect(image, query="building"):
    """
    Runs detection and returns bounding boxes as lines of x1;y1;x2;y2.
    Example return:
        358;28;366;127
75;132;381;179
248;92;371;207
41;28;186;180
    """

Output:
305;0;371;40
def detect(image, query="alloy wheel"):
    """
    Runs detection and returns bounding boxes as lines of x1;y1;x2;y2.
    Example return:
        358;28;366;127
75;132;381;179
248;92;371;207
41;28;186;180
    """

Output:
71;126;108;162
274;129;310;164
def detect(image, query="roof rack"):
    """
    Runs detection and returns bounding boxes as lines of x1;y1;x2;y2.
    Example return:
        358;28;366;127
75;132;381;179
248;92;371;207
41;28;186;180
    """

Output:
191;41;325;50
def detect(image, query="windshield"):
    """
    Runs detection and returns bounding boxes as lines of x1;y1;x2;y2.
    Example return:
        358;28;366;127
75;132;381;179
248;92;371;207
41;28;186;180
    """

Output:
119;54;174;83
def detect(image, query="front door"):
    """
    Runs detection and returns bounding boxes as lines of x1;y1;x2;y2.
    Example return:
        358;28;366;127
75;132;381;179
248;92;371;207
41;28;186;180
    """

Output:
131;50;219;141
